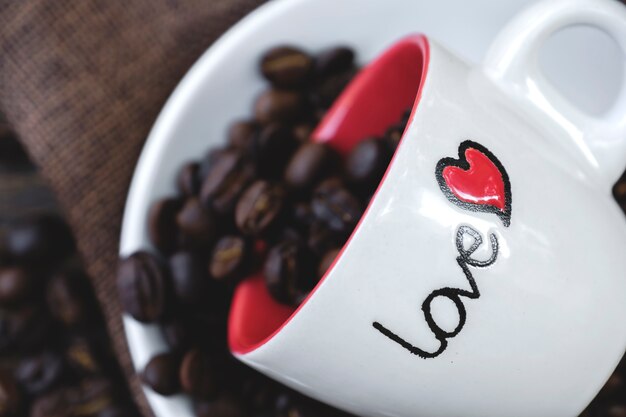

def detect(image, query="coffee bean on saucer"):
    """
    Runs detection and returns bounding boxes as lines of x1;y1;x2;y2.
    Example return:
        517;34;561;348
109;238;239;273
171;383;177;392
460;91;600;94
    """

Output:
599;373;625;400
200;150;256;216
264;238;315;305
235;181;286;236
254;89;306;125
607;406;626;417
307;221;344;257
0;369;22;416
15;351;66;395
291;202;315;231
284;143;338;190
198;148;229;183
227;121;258;157
179;348;220;400
176;198;217;248
345;138;391;190
255;124;299;179
141;353;181;396
311;179;362;234
117;251;169;323
314;46;355;77
6;214;75;265
310;68;357;109
292;123;314;143
177;163;201;197
46;269;93;328
0;267;34;308
318;248;341;279
161;319;194;353
195;394;246;417
169;251;208;307
260;46;313;89
148;198;182;253
209;236;251;283
384;122;405;150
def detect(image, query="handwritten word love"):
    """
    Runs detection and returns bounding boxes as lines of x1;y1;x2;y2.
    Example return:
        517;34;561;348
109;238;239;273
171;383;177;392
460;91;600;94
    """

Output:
373;141;511;359
373;225;498;358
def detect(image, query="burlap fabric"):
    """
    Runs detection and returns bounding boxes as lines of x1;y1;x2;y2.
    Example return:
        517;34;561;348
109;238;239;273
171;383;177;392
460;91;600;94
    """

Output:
0;1;264;415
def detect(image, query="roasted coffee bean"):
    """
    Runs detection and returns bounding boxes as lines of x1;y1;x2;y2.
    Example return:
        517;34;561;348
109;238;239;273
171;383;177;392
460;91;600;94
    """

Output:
15;351;65;395
179;348;220;400
608;406;626;417
0;307;56;353
384;122;405;150
260;46;313;89
264;239;315;305
176;198;217;249
0;267;34;307
254;89;306;125
254;124;299;178
228;120;259;152
291;202;315;230
346;138;391;189
209;236;251;283
70;378;117;416
200;150;256;216
274;391;297;414
199;148;229;183
6;214;75;265
241;376;279;412
161;319;194;353
318;248;341;279
30;388;72;417
65;337;106;376
195;395;246;417
311;179;362;234
307;221;344;257
141;353;181;396
236;181;286;236
292;123;313;143
97;405;138;417
47;269;93;328
117;252;169;323
148;198;182;254
311;68;357;108
0;370;22;417
0;240;10;267
169;251;208;306
284;143;338;190
178;163;201;196
314;46;355;77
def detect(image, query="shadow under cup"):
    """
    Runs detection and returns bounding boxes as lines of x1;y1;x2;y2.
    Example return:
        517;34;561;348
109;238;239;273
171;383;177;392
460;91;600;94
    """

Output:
228;34;430;356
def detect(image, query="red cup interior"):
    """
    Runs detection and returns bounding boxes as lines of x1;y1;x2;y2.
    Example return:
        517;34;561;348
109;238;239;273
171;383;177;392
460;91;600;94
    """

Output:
228;34;430;355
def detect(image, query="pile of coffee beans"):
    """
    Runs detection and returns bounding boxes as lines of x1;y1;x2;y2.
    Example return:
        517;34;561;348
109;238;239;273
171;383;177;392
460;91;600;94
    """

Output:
116;43;400;416
0;213;138;417
116;43;626;417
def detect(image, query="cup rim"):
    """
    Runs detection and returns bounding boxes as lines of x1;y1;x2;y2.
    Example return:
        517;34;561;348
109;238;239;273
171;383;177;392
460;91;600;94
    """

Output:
228;34;432;355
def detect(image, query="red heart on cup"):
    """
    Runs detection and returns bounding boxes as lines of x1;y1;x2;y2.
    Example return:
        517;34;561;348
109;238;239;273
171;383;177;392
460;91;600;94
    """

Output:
436;141;511;226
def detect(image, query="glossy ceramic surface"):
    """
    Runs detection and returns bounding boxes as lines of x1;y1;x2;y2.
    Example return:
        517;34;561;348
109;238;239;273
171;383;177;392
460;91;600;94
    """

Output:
119;0;626;416
229;2;626;413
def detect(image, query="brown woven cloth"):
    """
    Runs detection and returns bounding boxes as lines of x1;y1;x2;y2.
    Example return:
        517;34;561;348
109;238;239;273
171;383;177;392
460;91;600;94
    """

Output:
0;1;263;415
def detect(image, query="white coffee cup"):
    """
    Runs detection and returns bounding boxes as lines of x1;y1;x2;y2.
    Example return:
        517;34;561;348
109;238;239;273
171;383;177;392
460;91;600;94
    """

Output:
228;0;626;416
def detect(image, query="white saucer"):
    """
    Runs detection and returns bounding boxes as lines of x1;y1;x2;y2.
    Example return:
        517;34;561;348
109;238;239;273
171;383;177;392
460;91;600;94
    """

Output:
119;0;624;415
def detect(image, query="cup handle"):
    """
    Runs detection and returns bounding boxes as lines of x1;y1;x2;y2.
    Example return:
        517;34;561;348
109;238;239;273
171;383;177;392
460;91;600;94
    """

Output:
484;0;626;191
